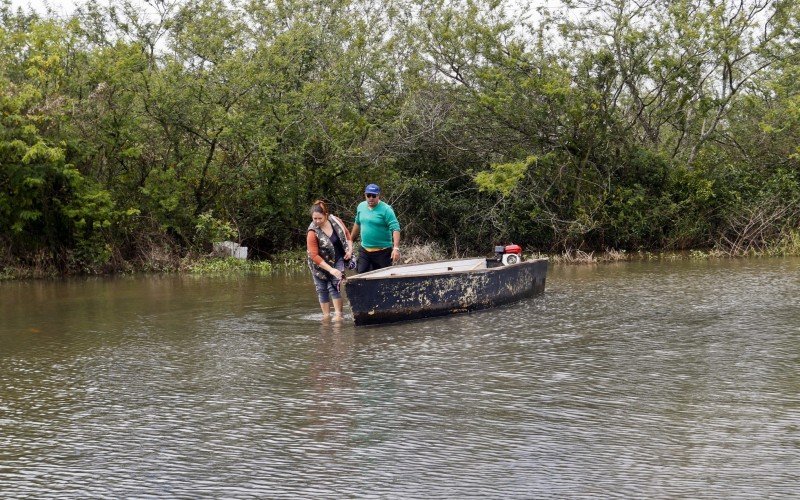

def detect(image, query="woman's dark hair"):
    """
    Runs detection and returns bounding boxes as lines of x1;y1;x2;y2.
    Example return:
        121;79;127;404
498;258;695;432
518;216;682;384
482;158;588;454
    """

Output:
311;199;329;217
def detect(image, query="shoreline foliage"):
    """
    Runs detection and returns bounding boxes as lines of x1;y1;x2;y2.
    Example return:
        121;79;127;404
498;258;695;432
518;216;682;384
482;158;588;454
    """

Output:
1;0;799;278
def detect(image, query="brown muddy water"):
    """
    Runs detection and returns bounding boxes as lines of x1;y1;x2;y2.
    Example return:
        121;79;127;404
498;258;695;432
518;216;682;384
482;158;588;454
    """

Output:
1;258;799;497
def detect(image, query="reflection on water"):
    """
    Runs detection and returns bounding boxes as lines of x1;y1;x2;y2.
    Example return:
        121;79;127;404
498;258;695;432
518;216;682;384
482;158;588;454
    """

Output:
1;259;799;497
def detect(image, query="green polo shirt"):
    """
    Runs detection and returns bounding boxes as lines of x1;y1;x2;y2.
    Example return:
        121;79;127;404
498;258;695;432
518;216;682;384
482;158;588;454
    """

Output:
355;200;400;249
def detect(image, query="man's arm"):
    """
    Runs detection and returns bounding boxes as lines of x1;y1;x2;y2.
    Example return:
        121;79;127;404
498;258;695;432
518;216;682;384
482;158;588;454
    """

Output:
385;205;401;262
350;223;360;243
391;230;400;262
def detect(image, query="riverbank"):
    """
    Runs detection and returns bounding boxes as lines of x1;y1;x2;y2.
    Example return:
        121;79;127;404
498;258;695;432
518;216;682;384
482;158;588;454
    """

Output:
3;239;799;282
536;245;800;265
0;250;308;281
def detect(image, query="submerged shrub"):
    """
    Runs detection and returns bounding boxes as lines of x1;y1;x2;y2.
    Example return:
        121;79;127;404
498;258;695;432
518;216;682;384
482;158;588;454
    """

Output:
187;257;273;275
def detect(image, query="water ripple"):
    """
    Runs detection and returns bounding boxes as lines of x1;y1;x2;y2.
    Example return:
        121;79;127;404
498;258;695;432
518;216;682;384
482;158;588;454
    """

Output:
1;260;799;497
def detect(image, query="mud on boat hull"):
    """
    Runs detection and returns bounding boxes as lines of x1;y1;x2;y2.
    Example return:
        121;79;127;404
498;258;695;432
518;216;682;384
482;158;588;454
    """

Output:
344;258;547;326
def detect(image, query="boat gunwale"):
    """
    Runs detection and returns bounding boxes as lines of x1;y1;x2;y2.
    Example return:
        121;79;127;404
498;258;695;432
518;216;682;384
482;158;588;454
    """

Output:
346;257;548;281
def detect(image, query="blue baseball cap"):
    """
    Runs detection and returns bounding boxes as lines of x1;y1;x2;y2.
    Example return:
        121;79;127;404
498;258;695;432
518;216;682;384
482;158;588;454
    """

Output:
365;183;381;195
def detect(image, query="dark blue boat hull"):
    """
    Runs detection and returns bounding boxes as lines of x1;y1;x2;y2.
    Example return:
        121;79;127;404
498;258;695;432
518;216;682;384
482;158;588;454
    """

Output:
345;259;547;326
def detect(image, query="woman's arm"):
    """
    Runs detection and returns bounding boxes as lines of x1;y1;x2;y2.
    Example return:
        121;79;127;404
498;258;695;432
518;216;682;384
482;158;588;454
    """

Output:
306;231;325;266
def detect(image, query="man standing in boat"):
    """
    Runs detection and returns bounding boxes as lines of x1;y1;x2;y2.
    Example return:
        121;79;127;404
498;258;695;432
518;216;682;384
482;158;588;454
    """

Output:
350;183;401;273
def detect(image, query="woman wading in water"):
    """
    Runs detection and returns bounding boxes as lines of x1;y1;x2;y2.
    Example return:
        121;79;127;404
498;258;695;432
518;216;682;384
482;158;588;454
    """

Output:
306;200;353;320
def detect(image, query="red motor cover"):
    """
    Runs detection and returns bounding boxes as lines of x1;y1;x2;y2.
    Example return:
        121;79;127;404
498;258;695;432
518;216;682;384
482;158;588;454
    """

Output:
504;244;522;254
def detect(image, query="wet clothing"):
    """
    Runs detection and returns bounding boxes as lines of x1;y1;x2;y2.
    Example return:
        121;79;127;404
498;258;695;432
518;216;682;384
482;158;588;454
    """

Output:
312;259;345;303
306;215;351;302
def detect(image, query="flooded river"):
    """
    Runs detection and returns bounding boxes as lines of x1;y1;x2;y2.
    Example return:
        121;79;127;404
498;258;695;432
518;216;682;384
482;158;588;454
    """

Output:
1;258;799;497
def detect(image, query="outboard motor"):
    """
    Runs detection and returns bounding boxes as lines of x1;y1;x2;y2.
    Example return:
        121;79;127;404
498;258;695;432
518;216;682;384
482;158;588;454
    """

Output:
494;244;523;265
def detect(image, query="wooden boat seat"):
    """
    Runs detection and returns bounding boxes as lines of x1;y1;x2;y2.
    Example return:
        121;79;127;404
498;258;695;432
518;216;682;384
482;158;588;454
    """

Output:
358;258;487;278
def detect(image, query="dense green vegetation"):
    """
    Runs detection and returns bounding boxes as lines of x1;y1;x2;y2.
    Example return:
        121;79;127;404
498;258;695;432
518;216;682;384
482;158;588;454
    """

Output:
2;0;799;275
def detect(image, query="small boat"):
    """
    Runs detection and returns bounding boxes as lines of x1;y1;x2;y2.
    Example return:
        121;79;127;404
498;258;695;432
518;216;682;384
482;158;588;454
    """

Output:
344;256;548;326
